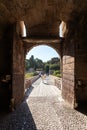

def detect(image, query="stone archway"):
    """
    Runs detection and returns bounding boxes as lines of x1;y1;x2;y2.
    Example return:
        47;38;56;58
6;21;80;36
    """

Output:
0;0;87;111
23;39;76;108
12;30;64;107
12;28;76;109
25;44;61;89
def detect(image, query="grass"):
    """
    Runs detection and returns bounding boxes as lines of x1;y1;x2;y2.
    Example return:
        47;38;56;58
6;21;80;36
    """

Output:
25;72;38;78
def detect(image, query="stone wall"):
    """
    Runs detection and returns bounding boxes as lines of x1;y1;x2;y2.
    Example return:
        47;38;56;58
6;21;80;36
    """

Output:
12;25;25;107
76;41;87;102
25;75;39;90
50;75;61;90
0;25;12;75
62;11;87;107
75;15;87;102
62;40;75;108
0;24;13;109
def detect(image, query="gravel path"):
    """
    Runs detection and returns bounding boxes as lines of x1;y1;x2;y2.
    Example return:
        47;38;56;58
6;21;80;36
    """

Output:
0;77;87;130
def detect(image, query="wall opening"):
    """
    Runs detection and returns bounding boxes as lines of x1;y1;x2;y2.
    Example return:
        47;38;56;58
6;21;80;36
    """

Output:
59;21;67;38
24;45;62;97
16;21;27;38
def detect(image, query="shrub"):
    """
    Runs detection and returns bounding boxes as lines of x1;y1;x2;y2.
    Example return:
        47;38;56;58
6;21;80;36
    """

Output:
53;70;61;78
25;72;38;78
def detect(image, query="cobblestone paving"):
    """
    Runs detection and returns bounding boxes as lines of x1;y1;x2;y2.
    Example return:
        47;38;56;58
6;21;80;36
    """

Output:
0;77;87;130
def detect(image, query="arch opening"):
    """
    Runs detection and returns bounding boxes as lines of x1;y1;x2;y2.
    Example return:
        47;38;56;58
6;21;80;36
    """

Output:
25;45;62;96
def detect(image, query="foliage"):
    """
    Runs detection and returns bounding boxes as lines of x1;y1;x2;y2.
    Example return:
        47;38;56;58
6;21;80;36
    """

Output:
53;70;61;78
45;64;49;74
25;59;30;71
25;72;38;78
25;56;60;75
44;57;60;73
25;55;44;71
49;64;60;70
35;58;44;70
29;55;36;70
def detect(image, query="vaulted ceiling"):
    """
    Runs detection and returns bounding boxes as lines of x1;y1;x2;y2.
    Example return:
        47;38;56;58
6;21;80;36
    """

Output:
0;0;87;38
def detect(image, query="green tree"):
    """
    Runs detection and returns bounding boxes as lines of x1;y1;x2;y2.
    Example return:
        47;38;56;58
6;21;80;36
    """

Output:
45;64;49;74
25;56;60;73
25;55;36;71
35;58;44;70
29;55;35;68
49;64;60;70
25;59;30;71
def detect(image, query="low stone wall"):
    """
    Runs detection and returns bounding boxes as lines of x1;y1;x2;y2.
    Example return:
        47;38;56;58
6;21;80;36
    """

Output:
25;75;39;90
31;75;40;83
50;75;61;90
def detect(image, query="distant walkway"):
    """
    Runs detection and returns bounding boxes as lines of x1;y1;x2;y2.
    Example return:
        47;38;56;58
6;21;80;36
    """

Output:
29;77;62;98
0;77;87;130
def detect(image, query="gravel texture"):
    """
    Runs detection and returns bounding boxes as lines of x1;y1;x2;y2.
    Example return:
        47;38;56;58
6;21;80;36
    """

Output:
0;77;87;130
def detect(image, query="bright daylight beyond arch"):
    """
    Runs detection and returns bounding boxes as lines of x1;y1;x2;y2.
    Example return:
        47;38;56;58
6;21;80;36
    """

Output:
25;45;61;78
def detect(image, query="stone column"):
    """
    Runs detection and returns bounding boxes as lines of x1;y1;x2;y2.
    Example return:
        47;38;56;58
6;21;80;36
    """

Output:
12;24;25;107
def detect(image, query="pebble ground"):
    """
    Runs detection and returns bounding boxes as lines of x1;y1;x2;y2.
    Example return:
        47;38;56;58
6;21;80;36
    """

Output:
0;77;87;130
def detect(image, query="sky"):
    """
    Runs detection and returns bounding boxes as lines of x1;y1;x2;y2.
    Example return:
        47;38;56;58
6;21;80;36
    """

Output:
26;45;60;62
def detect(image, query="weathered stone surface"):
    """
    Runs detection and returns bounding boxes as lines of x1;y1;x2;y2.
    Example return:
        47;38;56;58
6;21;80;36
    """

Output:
23;39;62;56
0;0;87;37
75;24;87;102
0;0;87;109
62;37;75;108
12;25;25;106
